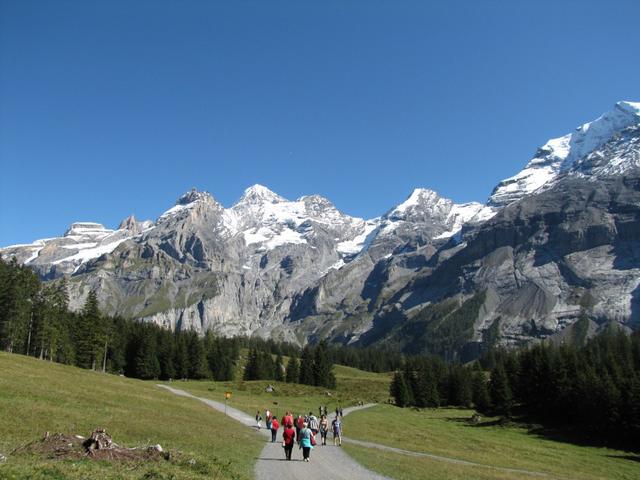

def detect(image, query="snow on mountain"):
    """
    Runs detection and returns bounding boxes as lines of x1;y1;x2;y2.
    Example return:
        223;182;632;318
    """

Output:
433;202;496;240
489;101;640;207
336;220;380;256
0;219;151;274
378;188;496;240
223;184;368;253
158;188;218;222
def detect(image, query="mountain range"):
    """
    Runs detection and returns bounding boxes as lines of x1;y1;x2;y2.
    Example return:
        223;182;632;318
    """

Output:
3;100;639;359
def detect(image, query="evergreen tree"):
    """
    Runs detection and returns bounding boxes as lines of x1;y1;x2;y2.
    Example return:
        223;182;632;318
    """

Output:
313;340;336;388
298;345;315;385
489;363;513;416
173;333;189;379
390;371;411;407
285;354;299;383
274;352;285;381
244;347;259;380
186;332;210;379
75;290;101;369
130;325;160;379
472;370;491;412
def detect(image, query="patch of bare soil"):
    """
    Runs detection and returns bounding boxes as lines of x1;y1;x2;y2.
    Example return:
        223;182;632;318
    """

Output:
12;428;172;463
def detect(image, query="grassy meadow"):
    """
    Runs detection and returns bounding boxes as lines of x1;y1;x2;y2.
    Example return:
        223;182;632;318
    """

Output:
164;363;393;420
0;352;263;480
2;351;638;480
342;405;640;480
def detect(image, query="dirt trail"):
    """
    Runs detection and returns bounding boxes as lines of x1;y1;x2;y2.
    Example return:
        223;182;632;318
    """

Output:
158;385;553;479
158;385;389;480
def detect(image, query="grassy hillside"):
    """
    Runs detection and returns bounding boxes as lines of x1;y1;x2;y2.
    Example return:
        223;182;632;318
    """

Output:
0;352;263;480
164;363;393;420
342;405;640;480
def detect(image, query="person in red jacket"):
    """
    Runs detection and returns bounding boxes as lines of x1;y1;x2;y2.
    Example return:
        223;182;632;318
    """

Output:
282;423;296;461
296;414;304;439
282;411;294;429
270;416;279;443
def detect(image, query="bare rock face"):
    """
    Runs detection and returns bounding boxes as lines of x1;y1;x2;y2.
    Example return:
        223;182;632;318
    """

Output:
2;102;640;358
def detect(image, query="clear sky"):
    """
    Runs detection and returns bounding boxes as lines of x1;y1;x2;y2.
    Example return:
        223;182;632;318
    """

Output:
1;0;639;246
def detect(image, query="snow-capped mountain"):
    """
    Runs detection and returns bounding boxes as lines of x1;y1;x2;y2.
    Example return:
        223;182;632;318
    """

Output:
2;100;639;358
1;218;152;278
489;101;640;207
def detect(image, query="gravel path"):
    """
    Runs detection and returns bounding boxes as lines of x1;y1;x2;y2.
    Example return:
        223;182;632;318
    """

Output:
158;385;551;479
157;385;390;480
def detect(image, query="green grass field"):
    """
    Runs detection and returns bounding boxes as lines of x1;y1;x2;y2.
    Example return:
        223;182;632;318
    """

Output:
2;352;638;480
0;352;263;480
341;405;640;480
164;363;393;421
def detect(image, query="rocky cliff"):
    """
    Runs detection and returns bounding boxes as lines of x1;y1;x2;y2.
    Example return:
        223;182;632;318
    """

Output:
2;101;639;357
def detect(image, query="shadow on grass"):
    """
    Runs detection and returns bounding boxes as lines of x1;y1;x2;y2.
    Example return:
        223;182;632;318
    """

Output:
445;416;505;427
606;455;640;463
444;414;640;454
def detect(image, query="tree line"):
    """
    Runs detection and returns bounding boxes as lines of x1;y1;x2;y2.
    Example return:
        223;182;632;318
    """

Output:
0;257;343;387
242;340;336;388
390;328;640;441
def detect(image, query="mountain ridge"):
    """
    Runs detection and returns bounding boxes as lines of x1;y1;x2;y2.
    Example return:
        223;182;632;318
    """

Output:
2;100;639;357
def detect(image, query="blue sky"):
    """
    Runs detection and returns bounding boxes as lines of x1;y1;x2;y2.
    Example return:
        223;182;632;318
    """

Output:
1;0;639;246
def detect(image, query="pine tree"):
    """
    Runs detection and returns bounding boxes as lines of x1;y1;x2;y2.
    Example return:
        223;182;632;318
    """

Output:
186;332;210;379
274;352;285;381
313;340;336;388
390;371;411;407
286;354;299;383
489;363;513;416
298;345;315;385
244;347;259;380
75;290;101;369
472;370;491;412
173;333;189;379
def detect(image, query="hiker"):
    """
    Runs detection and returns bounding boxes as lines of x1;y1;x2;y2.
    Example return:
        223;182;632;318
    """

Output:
282;411;293;429
282;421;296;461
256;411;262;429
319;414;329;445
270;415;279;442
308;411;319;435
266;412;272;431
332;416;342;446
339;406;343;418
319;405;323;417
298;421;314;462
296;414;304;439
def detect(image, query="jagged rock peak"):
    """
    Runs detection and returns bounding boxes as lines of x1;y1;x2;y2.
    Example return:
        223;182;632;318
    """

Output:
176;188;214;205
118;215;153;233
237;184;287;205
64;222;109;237
118;215;138;230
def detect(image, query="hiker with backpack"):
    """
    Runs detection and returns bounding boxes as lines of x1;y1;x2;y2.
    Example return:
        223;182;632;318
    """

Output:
270;415;279;442
296;414;304;439
308;411;319;435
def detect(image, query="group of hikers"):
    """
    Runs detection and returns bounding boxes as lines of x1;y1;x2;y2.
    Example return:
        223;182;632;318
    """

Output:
255;406;343;462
